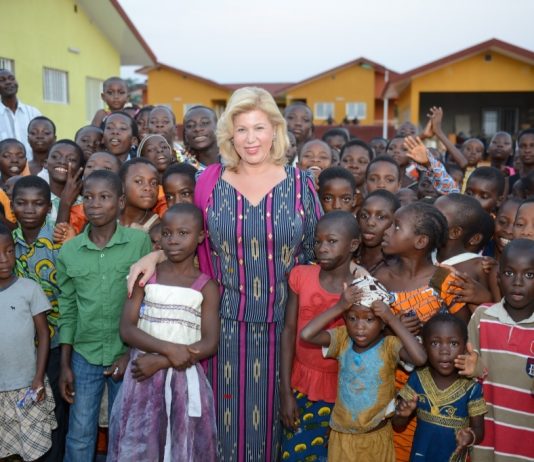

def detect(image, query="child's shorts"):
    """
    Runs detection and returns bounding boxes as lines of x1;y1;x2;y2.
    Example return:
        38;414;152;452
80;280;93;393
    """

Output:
328;421;395;462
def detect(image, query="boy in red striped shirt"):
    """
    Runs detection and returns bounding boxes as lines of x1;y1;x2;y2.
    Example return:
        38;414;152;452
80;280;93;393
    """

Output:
457;238;534;461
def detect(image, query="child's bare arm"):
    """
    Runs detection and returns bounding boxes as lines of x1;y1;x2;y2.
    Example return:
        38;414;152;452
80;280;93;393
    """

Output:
455;415;484;454
33;312;50;400
300;283;360;346
372;301;427;366
187;279;220;362
280;289;299;430
427;107;468;169
131;353;171;381
120;278;191;370
392;396;417;431
91;109;106;127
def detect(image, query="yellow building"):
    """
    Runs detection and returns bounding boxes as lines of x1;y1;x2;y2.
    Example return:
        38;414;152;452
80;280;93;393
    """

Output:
277;57;396;126
0;0;155;138
137;63;232;122
384;39;534;137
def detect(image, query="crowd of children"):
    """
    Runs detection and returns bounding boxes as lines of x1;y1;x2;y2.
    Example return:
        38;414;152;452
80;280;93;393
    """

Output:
0;74;533;462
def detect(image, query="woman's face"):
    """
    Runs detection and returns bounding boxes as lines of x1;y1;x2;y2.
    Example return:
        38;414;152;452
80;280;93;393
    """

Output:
232;110;275;167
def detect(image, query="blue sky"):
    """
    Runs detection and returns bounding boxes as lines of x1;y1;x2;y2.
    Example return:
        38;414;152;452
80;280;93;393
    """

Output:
119;0;534;84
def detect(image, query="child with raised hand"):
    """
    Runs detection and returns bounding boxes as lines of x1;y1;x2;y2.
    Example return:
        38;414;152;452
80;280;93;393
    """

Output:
0;223;56;461
280;212;367;461
386;136;414;187
27;116;56;177
118;158;160;232
421;106;468;170
300;271;427;461
107;204;219;461
374;202;471;461
393;313;486;462
403;135;460;196
356;190;400;274
455;238;534;461
91;77;129;127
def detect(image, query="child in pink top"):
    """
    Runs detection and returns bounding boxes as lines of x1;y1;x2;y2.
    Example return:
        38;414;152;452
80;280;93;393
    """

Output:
280;212;368;461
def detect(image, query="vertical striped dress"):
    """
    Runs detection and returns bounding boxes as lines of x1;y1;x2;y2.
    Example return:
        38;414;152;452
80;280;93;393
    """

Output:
203;165;321;461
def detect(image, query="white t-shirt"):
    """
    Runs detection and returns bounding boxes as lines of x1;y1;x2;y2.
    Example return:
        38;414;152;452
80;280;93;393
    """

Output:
0;277;50;391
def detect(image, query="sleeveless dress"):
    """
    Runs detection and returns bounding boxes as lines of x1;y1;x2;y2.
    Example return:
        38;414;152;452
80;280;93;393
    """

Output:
107;273;217;462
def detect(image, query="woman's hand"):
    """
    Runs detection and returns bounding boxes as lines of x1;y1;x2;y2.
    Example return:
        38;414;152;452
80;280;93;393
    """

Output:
127;250;165;297
280;390;300;430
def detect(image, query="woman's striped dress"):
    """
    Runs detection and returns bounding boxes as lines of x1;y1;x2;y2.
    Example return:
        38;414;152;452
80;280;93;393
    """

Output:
205;165;321;461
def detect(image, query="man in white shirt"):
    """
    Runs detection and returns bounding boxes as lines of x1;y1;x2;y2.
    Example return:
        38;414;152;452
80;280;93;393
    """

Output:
0;69;41;160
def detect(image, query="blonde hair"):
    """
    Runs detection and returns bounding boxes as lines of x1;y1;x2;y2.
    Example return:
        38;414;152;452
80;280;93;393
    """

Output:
217;87;289;171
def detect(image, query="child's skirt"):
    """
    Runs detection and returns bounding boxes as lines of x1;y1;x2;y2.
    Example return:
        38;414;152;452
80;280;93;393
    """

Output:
107;350;217;462
0;381;57;461
328;421;395;462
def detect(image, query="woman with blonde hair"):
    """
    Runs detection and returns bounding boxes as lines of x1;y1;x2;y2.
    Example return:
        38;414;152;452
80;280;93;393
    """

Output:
128;87;322;461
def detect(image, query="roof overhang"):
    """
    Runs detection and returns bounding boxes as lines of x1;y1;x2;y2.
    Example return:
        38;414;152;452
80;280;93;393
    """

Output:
77;0;156;66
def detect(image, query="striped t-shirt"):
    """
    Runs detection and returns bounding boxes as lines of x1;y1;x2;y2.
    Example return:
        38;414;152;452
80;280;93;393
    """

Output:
468;301;534;462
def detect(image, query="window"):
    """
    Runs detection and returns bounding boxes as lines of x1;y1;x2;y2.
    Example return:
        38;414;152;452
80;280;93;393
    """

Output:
43;68;68;103
481;108;518;136
86;77;104;122
346;102;367;120
0;58;14;73
314;102;334;120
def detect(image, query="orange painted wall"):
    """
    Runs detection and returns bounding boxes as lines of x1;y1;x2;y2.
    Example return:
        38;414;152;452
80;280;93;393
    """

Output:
399;51;534;123
145;67;230;121
284;64;377;124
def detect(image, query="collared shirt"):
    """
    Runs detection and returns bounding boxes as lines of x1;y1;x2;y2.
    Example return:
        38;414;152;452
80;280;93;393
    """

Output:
57;224;152;366
0;100;41;160
13;224;62;348
468;301;534;461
